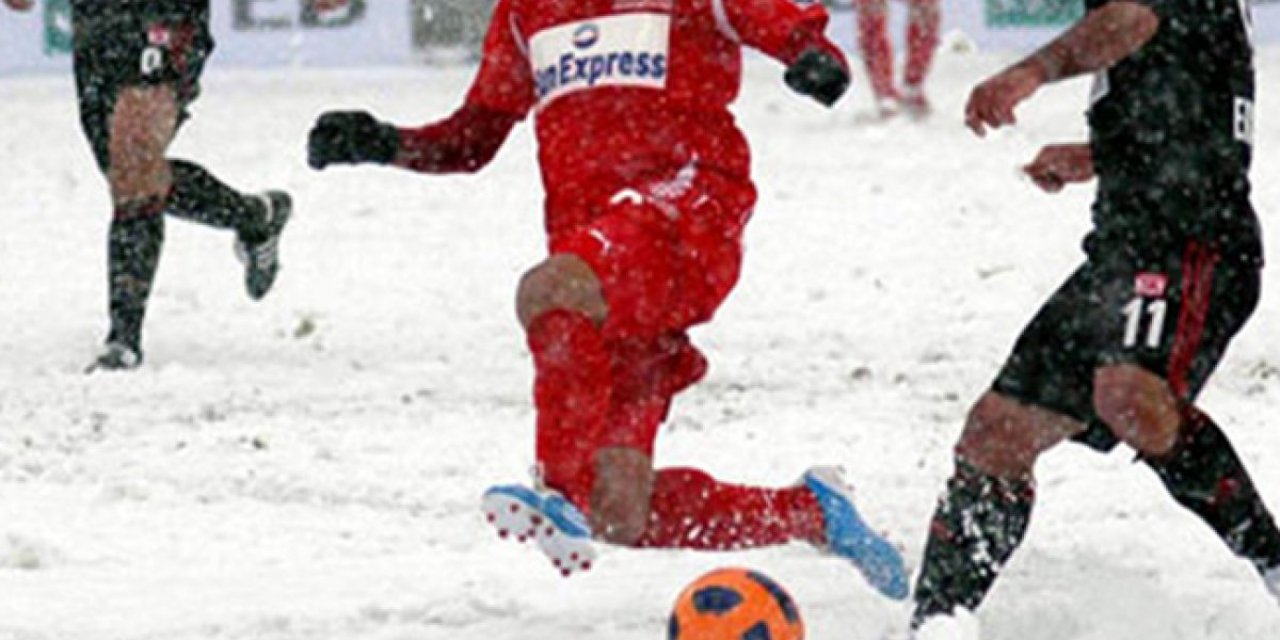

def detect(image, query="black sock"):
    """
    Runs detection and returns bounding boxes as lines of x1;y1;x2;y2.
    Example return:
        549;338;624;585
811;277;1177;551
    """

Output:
1145;408;1280;574
167;159;268;240
107;200;166;350
912;460;1036;625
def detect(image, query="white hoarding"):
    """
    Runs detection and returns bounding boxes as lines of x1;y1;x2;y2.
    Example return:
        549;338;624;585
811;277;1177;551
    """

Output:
0;0;413;77
1;0;1278;77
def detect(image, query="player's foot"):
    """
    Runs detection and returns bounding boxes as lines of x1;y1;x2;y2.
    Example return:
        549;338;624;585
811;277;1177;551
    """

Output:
912;609;981;640
481;484;596;577
804;467;909;600
874;94;902;119
902;85;931;119
1264;564;1280;604
235;191;292;301
86;340;143;373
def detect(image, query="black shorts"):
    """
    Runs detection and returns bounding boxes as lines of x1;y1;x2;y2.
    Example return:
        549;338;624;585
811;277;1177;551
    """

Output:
73;10;213;171
992;237;1260;451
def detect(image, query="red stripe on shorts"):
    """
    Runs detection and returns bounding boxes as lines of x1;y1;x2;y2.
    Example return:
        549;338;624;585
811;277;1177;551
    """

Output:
1167;241;1219;398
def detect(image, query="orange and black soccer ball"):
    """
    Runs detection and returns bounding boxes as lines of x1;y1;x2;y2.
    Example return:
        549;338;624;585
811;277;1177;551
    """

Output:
668;567;804;640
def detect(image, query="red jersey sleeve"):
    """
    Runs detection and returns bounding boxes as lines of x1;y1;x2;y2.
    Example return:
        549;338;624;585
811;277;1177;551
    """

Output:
394;105;519;174
463;0;537;117
711;0;840;66
392;0;534;174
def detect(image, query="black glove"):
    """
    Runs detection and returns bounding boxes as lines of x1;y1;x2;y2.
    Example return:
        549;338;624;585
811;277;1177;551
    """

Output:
784;48;850;108
307;111;401;169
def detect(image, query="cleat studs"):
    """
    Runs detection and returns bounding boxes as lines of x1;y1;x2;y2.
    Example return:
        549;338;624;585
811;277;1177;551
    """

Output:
498;529;509;539
561;569;571;578
545;527;555;537
581;561;591;571
530;516;543;526
509;504;519;513
570;552;579;561
486;513;496;523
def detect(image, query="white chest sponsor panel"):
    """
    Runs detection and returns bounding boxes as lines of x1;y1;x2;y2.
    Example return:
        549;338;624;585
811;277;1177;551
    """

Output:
529;13;671;108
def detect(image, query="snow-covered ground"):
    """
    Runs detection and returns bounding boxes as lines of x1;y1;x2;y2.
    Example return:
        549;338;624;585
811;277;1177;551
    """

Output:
3;44;1280;640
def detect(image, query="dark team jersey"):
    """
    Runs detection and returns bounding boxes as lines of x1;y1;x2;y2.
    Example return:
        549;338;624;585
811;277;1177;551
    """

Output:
72;0;209;24
1085;0;1259;260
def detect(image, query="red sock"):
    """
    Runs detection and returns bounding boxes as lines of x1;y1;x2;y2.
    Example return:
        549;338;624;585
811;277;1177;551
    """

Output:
905;0;940;88
856;0;896;99
634;468;826;550
528;310;611;509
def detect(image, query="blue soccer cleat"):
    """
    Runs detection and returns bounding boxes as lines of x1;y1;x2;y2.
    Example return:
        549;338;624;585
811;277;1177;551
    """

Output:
804;467;910;600
481;484;596;577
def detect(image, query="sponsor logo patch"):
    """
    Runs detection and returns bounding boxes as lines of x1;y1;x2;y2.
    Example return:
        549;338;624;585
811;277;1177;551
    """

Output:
147;25;171;47
1135;272;1168;297
529;13;670;108
572;24;600;50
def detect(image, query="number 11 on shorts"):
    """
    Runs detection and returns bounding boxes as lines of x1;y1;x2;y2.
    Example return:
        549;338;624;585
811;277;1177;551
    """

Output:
1122;297;1167;349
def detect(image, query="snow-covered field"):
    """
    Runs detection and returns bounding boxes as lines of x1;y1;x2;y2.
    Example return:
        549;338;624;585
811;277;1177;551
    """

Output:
3;44;1280;640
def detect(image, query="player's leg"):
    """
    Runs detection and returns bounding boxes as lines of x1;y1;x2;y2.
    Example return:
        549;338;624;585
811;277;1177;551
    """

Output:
1144;407;1280;588
913;265;1099;625
517;252;612;510
76;15;277;368
912;393;1082;623
595;333;826;551
481;206;648;575
150;23;290;300
903;0;940;115
588;189;821;549
109;19;286;286
72;12;192;367
584;180;906;597
854;0;899;113
90;77;180;369
1089;241;1280;590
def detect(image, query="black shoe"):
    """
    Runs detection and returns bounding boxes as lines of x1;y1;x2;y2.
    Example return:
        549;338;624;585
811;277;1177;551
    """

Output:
86;341;143;373
236;191;292;300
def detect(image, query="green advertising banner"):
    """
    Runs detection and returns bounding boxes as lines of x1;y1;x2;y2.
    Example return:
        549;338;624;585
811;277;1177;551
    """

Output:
986;0;1083;27
43;0;72;55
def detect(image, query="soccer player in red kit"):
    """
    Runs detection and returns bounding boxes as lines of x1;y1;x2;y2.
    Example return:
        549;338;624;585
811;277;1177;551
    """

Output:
308;0;907;598
855;0;939;116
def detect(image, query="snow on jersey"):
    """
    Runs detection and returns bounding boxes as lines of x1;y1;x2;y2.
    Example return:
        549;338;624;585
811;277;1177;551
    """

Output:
461;0;837;233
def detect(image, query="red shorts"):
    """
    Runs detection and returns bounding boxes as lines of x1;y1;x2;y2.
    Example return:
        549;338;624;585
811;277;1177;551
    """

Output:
548;167;756;343
545;167;756;454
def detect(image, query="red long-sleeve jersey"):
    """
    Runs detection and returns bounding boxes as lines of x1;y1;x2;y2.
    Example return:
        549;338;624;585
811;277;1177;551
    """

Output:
396;0;844;235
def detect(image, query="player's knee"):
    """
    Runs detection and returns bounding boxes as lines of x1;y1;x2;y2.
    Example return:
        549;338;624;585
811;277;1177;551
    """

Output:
1093;364;1181;456
955;392;1045;477
516;254;608;329
590;447;654;546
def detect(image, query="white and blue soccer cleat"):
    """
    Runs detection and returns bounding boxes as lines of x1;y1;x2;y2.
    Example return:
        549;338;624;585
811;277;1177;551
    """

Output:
481;484;596;577
804;466;910;600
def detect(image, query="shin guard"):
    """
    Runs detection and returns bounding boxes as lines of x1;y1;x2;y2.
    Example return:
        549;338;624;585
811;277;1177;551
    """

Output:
528;310;611;510
106;198;166;350
913;460;1035;625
